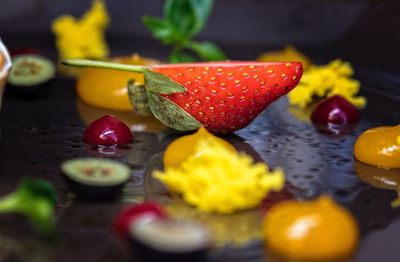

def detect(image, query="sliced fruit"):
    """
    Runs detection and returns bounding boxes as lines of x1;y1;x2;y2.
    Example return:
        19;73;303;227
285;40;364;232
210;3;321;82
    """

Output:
151;61;302;133
7;54;55;95
61;158;131;200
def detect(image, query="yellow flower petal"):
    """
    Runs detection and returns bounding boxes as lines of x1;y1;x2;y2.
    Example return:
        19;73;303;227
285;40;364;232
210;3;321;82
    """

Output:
154;139;285;214
288;59;366;108
51;0;110;60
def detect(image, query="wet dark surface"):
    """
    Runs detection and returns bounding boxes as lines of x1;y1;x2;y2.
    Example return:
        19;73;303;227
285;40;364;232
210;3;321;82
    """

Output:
0;68;400;262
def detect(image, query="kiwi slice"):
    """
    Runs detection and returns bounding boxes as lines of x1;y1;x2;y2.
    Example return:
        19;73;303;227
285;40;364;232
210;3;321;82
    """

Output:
7;55;55;95
61;158;131;200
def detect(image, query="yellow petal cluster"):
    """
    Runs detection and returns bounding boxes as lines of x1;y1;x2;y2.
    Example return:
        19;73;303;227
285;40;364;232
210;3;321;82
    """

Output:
153;139;284;214
257;45;312;70
288;59;366;108
52;0;109;60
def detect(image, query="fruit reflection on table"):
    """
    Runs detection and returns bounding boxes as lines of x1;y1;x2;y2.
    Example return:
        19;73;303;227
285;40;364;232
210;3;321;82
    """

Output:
354;160;400;208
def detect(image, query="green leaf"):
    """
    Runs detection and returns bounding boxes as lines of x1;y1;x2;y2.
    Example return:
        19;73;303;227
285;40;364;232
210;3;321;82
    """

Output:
147;92;201;131
143;68;186;94
127;80;152;117
169;50;197;63
188;41;227;61
142;0;225;63
164;0;213;38
142;16;179;44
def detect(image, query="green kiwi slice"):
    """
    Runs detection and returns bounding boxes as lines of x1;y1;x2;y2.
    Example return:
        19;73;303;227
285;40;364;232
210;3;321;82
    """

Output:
61;158;130;187
8;55;55;87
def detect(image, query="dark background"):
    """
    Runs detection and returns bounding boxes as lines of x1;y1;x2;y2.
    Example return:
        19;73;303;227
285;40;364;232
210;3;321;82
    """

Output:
1;1;400;262
0;0;400;74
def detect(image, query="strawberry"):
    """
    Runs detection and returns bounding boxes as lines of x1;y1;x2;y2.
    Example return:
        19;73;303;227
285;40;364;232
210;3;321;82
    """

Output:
63;60;303;133
151;62;302;133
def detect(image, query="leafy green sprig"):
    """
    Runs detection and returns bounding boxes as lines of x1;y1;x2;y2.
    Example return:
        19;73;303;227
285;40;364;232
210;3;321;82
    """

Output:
143;0;227;63
0;177;57;237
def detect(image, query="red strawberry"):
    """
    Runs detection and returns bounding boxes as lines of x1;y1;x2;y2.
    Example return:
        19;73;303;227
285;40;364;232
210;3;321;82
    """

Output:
63;60;303;133
151;62;302;133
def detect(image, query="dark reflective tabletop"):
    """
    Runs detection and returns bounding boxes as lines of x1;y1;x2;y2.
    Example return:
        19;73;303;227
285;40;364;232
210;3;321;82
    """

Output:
0;63;400;262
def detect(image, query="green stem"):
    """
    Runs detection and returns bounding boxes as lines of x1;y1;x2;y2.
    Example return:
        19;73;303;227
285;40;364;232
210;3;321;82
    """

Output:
0;194;19;213
61;59;145;73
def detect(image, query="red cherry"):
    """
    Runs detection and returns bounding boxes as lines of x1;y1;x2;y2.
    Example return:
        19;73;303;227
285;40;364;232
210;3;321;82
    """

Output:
83;115;133;146
112;202;167;240
311;95;360;125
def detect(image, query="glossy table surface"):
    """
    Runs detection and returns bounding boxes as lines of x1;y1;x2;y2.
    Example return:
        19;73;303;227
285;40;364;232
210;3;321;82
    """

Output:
0;64;400;262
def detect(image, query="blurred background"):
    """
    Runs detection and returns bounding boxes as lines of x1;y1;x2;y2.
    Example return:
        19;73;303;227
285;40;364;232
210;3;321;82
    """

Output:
0;0;399;73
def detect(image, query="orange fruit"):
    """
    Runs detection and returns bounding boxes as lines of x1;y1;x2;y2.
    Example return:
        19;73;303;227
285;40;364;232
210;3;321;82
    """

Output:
354;125;400;169
263;196;359;261
163;127;236;169
76;54;159;111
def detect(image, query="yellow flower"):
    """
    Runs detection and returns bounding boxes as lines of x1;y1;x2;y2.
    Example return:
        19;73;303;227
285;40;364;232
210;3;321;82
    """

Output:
153;139;284;214
52;0;109;60
288;59;366;108
257;45;312;70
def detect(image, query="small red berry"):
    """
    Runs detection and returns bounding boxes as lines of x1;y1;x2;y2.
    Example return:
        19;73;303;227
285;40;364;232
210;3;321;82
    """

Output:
311;95;360;125
83;115;133;146
311;95;360;134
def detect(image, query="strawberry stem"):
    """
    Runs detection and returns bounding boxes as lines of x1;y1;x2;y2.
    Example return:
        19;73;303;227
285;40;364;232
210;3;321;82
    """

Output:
61;59;145;73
